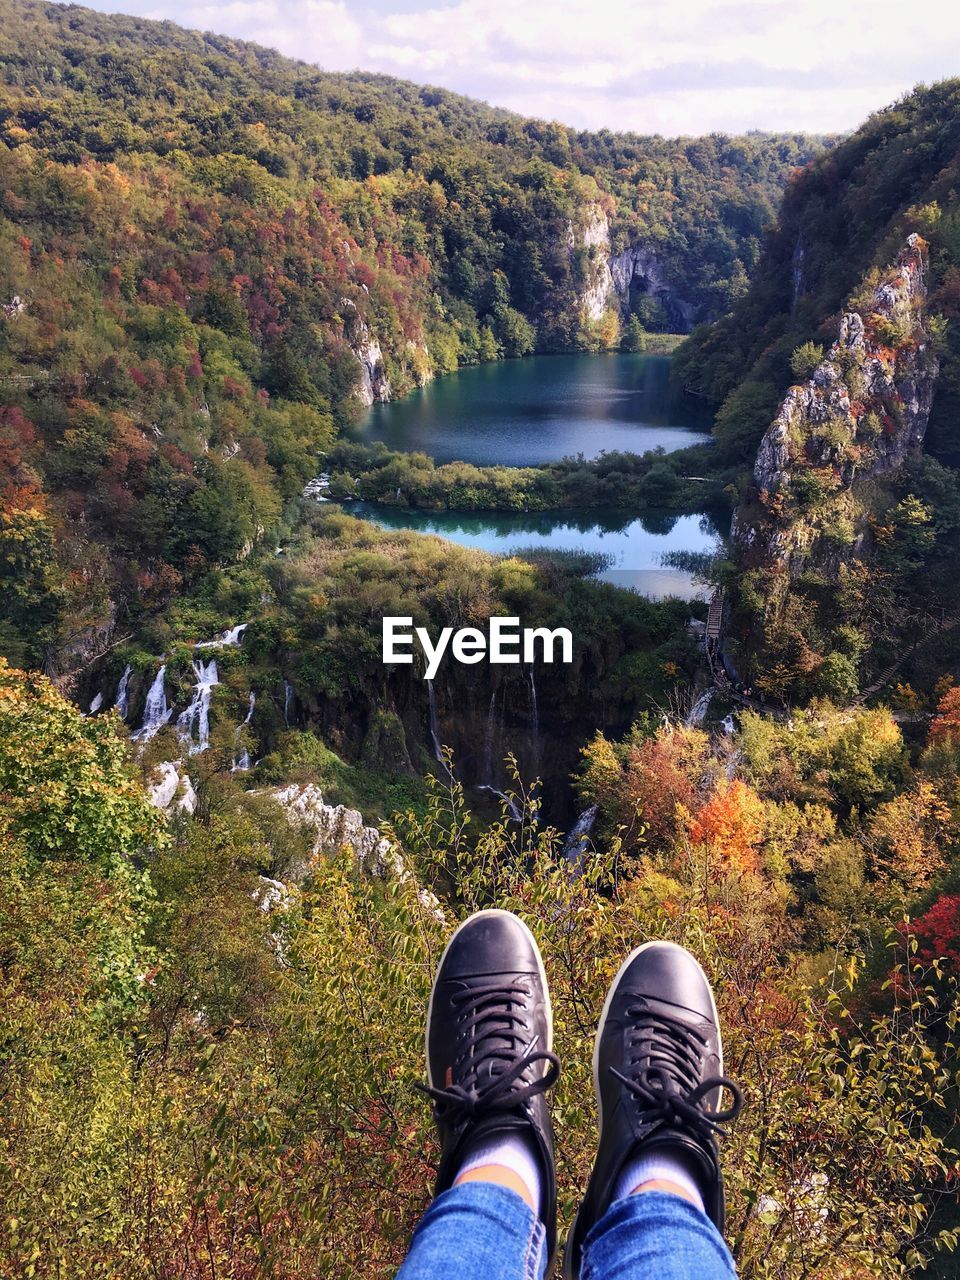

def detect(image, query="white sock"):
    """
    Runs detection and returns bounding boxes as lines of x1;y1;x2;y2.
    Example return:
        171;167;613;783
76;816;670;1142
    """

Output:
455;1132;543;1215
613;1148;705;1212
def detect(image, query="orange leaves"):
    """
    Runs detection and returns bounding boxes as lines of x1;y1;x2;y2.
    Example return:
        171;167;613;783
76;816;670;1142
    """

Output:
686;779;764;873
929;684;960;746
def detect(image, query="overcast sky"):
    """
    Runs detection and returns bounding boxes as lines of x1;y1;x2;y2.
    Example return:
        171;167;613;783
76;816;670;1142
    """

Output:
77;0;960;135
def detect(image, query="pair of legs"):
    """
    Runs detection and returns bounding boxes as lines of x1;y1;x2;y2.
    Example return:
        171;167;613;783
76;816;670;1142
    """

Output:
398;911;742;1279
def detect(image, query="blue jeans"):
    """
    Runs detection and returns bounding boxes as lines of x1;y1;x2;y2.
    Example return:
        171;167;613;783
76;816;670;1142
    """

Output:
397;1184;737;1280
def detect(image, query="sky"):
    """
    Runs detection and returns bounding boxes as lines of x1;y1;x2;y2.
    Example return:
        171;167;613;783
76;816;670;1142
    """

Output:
78;0;960;136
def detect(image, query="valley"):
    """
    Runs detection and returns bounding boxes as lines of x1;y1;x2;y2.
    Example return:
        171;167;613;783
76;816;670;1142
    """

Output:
2;3;960;1276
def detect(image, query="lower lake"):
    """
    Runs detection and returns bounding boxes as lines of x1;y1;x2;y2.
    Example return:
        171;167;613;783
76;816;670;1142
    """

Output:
347;503;721;601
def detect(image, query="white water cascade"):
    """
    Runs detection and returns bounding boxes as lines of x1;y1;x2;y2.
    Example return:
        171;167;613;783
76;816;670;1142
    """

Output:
232;691;256;771
483;689;497;783
562;805;599;873
114;664;133;720
425;678;443;763
177;659;219;753
88;692;103;714
132;666;173;742
685;688;714;728
196;622;248;649
476;785;523;822
527;665;540;767
283;680;293;727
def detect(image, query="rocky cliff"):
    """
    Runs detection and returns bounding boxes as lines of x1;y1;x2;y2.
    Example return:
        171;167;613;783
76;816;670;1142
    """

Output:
568;205;697;332
734;235;937;577
729;235;940;694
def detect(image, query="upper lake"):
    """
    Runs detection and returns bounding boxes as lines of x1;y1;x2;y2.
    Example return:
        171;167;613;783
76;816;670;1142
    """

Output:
356;351;712;466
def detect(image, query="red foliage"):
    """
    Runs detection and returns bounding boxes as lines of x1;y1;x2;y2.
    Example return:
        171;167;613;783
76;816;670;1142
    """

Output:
621;732;699;847
910;894;960;969
929;686;960;746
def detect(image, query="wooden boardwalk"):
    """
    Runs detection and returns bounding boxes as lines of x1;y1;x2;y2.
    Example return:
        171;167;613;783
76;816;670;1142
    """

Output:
705;588;725;642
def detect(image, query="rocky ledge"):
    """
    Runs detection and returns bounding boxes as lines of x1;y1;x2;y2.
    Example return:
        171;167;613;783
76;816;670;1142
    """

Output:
732;234;939;603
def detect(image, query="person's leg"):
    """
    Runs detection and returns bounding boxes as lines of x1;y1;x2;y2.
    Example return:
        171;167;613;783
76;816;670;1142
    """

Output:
564;941;743;1280
398;909;560;1280
579;1192;736;1280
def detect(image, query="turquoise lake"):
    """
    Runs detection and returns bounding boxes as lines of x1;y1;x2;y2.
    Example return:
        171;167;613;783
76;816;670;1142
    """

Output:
357;351;712;465
347;351;720;598
347;503;720;600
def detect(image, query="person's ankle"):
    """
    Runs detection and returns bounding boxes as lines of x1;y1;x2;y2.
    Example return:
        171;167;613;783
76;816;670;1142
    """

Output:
632;1176;702;1208
613;1147;706;1212
454;1163;537;1211
453;1130;544;1217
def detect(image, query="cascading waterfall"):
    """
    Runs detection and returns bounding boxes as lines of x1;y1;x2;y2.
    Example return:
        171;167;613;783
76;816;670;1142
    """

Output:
232;691;256;771
88;692;103;714
562;804;599;873
483;688;498;783
177;659;219;753
685;688;713;728
476;784;523;822
114;664;132;720
196;622;248;649
132;666;172;742
283;680;293;727
527;665;540;768
426;678;443;763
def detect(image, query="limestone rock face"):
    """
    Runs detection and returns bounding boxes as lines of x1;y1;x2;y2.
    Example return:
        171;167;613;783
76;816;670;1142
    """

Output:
351;324;391;406
608;244;697;330
566;206;696;331
732;234;939;594
269;782;401;881
340;298;392;405
147;760;198;814
268;782;441;916
568;205;614;322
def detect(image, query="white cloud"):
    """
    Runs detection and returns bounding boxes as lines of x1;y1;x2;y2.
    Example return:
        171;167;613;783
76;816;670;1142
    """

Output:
91;0;960;134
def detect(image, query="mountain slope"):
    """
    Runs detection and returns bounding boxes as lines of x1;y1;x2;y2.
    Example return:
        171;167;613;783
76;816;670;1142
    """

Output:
0;0;825;673
675;80;960;702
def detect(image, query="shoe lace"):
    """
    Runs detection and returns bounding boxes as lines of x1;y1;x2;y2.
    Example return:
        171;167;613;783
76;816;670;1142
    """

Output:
417;979;560;1120
610;1005;743;1142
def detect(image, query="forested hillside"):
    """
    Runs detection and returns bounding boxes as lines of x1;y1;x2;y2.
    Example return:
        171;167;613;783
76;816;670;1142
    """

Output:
0;0;823;674
2;8;960;1276
673;81;960;704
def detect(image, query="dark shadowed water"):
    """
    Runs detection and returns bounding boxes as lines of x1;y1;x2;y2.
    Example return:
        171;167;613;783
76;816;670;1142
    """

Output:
358;351;712;465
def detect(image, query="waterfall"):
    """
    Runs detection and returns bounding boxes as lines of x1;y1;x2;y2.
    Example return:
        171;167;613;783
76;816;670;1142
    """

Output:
476;784;523;822
114;664;132;720
196;622;248;649
562;805;598;873
132;666;172;742
283;680;293;727
88;692;103;714
483;689;497;783
232;692;257;771
426;678;443;763
177;659;219;753
527;665;540;768
685;688;713;728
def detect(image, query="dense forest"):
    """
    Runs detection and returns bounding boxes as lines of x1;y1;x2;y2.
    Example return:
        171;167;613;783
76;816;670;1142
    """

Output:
2;4;960;1278
0;0;824;675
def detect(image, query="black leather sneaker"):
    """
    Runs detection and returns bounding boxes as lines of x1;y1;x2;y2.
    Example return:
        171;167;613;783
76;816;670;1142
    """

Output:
420;909;560;1262
564;941;742;1279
